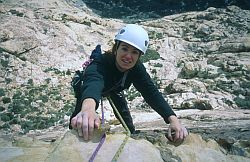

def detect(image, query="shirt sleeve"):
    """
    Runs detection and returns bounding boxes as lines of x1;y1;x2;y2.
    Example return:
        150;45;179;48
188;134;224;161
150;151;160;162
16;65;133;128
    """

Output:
80;59;104;109
132;62;176;123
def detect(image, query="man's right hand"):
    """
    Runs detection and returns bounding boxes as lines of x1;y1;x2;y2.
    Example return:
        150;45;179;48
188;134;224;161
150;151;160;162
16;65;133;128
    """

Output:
70;98;100;140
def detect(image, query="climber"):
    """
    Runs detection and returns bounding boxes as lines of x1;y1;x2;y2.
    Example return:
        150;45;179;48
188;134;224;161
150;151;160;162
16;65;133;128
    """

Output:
70;24;188;143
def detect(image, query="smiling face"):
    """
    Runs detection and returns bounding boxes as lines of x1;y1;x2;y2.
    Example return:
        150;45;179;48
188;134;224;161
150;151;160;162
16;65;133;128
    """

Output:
115;42;141;72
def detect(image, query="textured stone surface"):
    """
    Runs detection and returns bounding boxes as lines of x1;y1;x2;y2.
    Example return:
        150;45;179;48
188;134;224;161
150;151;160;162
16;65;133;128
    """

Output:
0;130;164;162
169;134;249;162
47;130;164;162
0;0;249;161
1;131;249;162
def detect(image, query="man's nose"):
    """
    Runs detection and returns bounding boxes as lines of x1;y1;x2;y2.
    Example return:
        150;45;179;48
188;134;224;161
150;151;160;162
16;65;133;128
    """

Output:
124;51;133;59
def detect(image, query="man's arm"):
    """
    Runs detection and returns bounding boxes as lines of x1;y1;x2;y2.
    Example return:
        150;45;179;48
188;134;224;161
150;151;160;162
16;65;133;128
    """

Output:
132;62;188;142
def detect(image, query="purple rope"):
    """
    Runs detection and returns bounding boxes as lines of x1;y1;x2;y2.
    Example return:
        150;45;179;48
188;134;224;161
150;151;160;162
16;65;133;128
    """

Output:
101;98;105;126
88;133;106;162
88;98;106;162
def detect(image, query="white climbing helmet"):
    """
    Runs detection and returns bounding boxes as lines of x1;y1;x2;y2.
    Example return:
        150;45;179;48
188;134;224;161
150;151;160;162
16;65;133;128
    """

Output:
115;24;149;54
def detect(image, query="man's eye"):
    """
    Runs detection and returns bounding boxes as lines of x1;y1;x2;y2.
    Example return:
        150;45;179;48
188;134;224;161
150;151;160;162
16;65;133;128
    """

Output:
121;47;128;51
132;51;140;55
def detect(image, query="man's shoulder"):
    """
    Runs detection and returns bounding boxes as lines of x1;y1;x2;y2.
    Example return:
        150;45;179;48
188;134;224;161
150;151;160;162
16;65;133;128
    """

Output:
101;53;116;67
132;61;146;72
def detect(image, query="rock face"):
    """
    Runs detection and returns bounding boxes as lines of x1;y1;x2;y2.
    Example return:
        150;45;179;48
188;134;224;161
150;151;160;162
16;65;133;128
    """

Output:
0;0;250;161
0;131;249;162
168;133;249;162
47;131;163;162
0;130;164;162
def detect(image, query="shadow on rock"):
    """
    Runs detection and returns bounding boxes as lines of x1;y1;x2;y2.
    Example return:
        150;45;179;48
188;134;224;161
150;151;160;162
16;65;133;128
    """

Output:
74;0;250;22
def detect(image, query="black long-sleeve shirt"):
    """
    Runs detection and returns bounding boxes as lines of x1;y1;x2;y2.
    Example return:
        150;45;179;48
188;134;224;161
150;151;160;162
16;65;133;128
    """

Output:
78;53;176;123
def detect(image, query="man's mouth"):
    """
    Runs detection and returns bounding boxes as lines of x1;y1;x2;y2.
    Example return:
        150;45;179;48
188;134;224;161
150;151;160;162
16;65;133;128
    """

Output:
122;59;131;64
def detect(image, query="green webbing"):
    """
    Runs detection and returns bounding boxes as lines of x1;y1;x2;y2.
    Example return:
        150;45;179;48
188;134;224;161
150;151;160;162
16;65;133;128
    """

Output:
107;96;131;162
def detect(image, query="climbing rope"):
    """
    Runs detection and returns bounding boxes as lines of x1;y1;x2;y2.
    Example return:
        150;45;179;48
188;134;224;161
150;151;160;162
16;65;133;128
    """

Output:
88;96;131;162
107;96;131;162
88;99;106;162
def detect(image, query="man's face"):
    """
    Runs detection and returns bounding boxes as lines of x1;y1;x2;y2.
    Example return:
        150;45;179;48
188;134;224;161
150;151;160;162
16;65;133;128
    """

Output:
115;42;141;72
